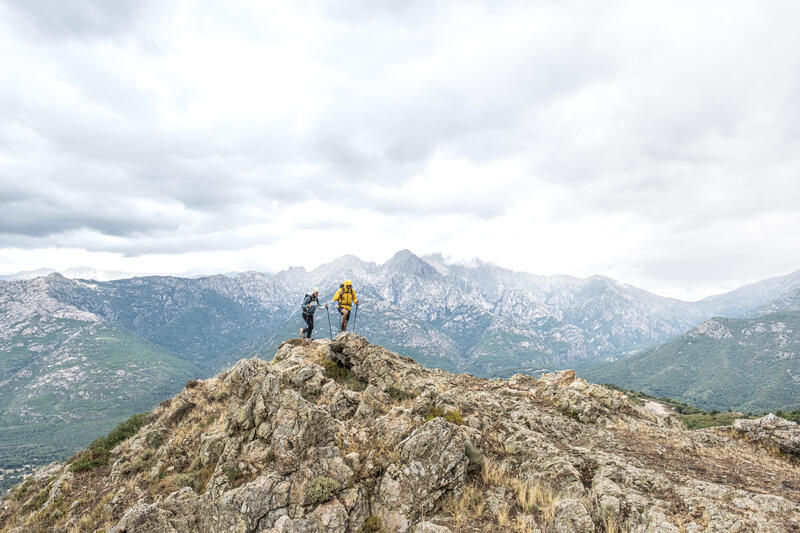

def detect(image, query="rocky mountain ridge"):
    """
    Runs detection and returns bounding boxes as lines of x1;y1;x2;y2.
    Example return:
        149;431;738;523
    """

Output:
2;335;799;532
3;252;800;492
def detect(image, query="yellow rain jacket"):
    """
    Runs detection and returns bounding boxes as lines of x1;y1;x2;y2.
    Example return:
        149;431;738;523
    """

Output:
333;281;358;310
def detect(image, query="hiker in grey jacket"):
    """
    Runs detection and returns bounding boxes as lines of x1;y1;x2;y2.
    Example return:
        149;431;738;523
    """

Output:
300;288;327;339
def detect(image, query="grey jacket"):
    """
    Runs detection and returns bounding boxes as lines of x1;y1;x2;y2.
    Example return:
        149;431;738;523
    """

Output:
300;294;325;315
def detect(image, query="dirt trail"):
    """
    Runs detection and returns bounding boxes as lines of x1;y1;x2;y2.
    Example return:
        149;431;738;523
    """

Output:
644;399;674;416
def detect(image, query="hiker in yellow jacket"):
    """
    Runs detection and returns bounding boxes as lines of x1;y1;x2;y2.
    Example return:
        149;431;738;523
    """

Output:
333;280;358;332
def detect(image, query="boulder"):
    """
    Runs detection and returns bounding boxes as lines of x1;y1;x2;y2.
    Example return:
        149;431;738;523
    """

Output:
733;414;800;456
109;503;177;533
376;418;467;531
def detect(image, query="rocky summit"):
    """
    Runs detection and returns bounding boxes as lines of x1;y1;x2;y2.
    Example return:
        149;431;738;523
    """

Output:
2;335;800;532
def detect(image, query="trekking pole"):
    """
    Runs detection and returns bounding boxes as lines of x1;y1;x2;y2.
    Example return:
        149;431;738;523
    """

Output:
326;307;333;340
351;304;358;333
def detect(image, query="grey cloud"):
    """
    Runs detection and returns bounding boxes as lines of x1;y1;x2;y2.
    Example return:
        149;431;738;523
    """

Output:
0;193;183;240
0;0;799;286
2;0;617;230
3;0;158;39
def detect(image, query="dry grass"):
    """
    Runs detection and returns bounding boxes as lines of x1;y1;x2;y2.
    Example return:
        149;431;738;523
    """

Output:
598;421;800;503
481;458;507;485
515;514;537;533
600;508;626;533
461;457;565;528
373;439;401;466
443;467;562;531
74;492;114;533
513;479;558;520
0;474;73;532
443;484;487;526
495;504;511;527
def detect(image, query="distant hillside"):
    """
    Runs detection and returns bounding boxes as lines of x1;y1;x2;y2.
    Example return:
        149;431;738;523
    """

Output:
697;268;800;317
750;287;800;316
43;272;291;373
585;311;800;412
0;315;197;491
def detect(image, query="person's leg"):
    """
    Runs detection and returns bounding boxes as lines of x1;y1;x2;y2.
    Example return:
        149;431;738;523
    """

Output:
340;308;349;331
301;313;310;337
306;314;314;338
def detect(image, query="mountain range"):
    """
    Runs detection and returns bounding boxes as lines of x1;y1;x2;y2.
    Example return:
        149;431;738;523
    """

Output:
2;249;800;490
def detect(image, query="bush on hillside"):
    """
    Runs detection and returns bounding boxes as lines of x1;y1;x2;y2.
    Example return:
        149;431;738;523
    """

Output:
69;413;147;472
306;476;340;505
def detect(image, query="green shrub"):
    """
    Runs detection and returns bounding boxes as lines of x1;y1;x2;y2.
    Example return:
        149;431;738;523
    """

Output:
69;452;108;473
360;515;385;533
22;482;52;513
12;477;33;500
89;413;147;454
782;409;800;423
425;406;465;425
321;359;366;391
225;466;243;482
679;411;747;430
307;476;340;505
559;406;582;422
465;441;484;474
68;413;148;472
445;410;465;425
386;386;415;402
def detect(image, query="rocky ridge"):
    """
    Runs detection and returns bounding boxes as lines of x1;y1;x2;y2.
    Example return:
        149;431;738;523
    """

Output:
2;335;800;532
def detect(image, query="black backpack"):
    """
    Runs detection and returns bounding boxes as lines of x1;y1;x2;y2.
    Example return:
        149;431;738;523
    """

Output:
300;294;313;315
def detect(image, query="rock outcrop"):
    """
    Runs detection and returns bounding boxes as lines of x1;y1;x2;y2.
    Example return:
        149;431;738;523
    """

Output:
2;334;800;532
732;413;800;457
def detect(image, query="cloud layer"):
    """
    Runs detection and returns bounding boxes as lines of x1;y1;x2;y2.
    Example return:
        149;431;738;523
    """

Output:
1;0;799;299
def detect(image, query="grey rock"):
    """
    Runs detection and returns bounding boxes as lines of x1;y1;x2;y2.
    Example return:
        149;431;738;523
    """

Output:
376;418;467;531
412;521;452;533
553;499;594;532
108;503;178;533
733;413;800;456
200;474;291;532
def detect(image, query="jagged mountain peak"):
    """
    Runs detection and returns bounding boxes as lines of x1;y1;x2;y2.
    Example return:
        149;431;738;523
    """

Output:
229;271;272;285
419;253;451;275
0;267;57;281
381;249;439;278
3;335;798;532
310;255;378;279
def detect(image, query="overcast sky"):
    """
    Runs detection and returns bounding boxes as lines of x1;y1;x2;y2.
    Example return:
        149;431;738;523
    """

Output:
1;1;799;300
